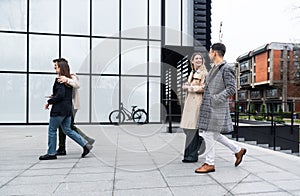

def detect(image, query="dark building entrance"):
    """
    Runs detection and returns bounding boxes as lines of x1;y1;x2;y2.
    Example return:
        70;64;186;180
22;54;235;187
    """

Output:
161;45;200;123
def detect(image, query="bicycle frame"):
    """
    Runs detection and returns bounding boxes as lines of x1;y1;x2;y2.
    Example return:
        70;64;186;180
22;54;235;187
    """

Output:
119;103;136;120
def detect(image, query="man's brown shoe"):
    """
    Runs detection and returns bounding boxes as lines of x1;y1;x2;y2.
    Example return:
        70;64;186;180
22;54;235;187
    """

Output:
235;148;246;167
195;163;215;173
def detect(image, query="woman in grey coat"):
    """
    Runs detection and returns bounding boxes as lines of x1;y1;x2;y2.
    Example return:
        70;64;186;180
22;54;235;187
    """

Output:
195;43;246;173
180;52;208;163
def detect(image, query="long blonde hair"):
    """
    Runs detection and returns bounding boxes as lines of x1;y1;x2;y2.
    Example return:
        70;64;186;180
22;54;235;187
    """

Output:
190;52;207;72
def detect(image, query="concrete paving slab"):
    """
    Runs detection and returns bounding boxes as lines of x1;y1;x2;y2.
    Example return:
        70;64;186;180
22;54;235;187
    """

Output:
114;187;173;196
0;124;299;195
170;184;229;196
229;181;281;195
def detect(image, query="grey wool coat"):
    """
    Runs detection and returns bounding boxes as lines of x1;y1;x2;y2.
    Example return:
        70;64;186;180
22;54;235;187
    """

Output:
180;68;207;129
196;61;236;133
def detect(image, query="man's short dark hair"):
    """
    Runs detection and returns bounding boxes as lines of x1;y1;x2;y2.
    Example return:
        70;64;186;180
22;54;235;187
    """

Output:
53;58;68;64
211;43;226;57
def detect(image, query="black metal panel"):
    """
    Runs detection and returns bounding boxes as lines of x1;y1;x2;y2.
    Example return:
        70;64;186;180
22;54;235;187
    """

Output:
233;125;299;153
193;0;211;52
161;46;195;123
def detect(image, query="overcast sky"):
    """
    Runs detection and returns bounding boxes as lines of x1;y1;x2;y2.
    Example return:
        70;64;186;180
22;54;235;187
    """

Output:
210;0;300;62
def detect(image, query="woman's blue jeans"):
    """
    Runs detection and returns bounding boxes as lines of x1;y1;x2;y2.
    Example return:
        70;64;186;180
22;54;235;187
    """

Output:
47;116;87;155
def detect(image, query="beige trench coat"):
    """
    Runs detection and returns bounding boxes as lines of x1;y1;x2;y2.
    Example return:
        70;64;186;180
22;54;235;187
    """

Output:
180;69;207;129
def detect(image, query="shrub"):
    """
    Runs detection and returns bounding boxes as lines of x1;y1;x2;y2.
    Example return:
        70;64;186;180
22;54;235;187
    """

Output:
254;116;265;121
273;116;285;123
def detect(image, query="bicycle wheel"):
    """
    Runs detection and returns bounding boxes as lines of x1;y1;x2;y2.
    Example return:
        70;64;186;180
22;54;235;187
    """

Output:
109;110;125;124
132;109;148;124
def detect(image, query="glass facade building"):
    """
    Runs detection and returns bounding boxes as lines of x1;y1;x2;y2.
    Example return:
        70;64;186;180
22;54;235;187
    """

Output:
0;0;211;124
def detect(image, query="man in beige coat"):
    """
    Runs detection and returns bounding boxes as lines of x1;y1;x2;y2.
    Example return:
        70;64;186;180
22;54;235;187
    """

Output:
180;52;208;162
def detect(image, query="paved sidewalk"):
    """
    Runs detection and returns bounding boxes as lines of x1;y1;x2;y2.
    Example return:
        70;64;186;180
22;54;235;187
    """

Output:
0;124;300;195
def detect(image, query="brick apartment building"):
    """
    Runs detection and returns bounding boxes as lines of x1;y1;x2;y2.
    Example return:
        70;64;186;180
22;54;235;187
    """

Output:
236;42;300;115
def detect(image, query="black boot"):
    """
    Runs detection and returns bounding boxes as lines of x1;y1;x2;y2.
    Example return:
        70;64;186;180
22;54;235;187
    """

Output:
82;144;93;158
39;154;57;160
56;147;66;156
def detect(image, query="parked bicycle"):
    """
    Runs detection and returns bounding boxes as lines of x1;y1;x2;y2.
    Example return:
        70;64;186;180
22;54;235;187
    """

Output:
109;102;148;124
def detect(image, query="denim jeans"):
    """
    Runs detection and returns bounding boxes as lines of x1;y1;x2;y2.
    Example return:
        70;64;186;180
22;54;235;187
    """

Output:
58;109;92;148
48;115;87;155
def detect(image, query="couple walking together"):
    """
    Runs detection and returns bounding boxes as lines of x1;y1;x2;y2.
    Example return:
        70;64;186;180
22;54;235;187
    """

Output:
39;58;95;160
180;43;247;173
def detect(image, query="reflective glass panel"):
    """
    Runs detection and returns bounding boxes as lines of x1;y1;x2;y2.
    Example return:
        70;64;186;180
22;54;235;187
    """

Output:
29;35;59;72
0;0;27;31
149;0;161;39
61;0;90;35
165;0;181;45
92;76;119;122
92;0;119;36
0;33;26;71
121;0;147;39
149;41;161;76
182;0;193;46
121;77;147;115
61;36;90;73
29;74;55;123
0;73;26;123
29;0;59;33
149;77;161;122
92;38;119;74
121;40;147;75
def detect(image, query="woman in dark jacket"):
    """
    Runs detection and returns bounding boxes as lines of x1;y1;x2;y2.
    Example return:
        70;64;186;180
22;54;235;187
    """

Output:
39;60;92;160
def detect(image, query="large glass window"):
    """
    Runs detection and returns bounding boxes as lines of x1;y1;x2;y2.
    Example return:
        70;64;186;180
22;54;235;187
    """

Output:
240;74;250;85
92;76;119;122
0;0;27;31
1;0;167;124
29;0;59;33
61;36;90;73
238;91;247;100
92;38;119;74
250;91;261;99
121;40;147;75
29;35;59;72
29;74;55;122
0;73;26;123
61;0;90;35
92;0;119;37
121;0;147;39
165;0;181;45
149;0;161;39
240;61;250;72
149;41;161;76
182;0;193;46
0;33;26;71
266;89;280;98
121;77;147;113
149;78;161;122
